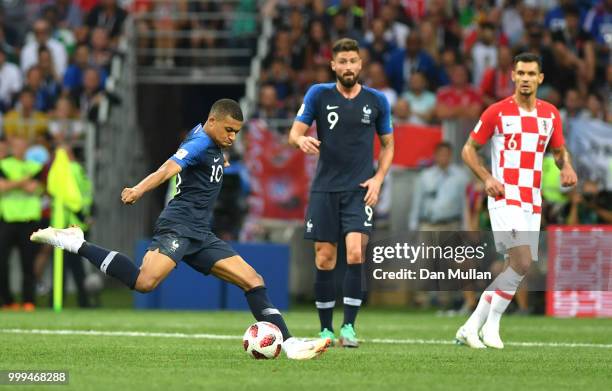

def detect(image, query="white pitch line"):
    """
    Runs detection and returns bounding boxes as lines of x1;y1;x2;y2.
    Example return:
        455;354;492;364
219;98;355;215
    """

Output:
1;329;611;349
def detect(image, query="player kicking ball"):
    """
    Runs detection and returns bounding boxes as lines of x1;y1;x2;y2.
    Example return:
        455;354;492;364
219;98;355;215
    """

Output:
288;38;394;347
32;99;330;360
456;53;577;349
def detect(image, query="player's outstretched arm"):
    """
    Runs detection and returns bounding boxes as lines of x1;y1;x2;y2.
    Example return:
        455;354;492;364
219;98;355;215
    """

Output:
288;120;320;154
361;133;394;206
462;137;504;198
121;159;182;205
551;145;577;187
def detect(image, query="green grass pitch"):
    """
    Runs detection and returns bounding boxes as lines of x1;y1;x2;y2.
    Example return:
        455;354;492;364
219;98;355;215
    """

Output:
1;308;611;390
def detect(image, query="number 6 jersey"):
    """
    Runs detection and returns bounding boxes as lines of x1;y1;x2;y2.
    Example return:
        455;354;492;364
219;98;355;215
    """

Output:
470;96;565;214
295;83;393;192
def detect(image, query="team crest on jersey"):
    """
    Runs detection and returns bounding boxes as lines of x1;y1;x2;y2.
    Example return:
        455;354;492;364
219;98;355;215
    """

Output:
361;105;372;124
539;118;552;135
306;219;313;233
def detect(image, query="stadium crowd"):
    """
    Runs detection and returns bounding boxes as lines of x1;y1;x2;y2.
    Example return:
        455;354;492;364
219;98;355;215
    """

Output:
0;0;127;311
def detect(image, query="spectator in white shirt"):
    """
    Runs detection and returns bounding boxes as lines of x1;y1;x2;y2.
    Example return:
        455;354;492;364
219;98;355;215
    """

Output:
20;19;67;78
0;48;22;112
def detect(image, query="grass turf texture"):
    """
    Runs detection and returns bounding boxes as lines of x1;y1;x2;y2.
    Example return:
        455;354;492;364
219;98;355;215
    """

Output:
1;309;611;391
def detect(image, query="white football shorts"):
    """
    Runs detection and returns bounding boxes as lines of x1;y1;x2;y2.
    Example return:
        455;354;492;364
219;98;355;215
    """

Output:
489;205;541;261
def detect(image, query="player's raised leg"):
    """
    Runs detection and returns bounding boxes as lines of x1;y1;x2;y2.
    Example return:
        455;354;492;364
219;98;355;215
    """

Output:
480;245;530;349
30;226;176;293
210;255;331;360
339;232;367;348
314;241;338;344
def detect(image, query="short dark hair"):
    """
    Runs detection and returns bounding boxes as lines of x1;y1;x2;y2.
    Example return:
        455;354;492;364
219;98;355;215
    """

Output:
210;98;243;121
332;38;360;57
513;52;542;71
435;141;453;152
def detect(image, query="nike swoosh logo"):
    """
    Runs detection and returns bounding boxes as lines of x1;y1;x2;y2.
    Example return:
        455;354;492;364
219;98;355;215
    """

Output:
214;157;221;162
326;105;339;110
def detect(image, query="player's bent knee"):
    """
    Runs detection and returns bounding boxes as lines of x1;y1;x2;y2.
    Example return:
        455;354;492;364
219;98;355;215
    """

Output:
244;273;265;291
346;248;363;264
315;246;336;270
134;272;162;293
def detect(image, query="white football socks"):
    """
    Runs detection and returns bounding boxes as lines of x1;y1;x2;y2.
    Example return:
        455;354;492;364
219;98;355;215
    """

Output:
484;266;524;332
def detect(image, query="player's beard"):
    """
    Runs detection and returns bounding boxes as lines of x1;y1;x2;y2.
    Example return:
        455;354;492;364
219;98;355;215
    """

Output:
337;71;359;88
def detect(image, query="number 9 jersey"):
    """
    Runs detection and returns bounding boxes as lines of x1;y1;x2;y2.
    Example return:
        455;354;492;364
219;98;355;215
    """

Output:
159;123;225;237
295;82;393;192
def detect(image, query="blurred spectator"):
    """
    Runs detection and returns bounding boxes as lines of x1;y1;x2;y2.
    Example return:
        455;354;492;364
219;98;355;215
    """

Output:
378;3;411;49
38;46;62;94
500;0;526;46
260;58;294;102
559;89;585;138
303;19;332;70
480;45;514;106
329;12;362;43
3;88;49;140
0;48;22;112
417;18;440;62
38;2;77;56
48;97;85;145
54;0;84;30
363;18;396;64
435;64;482;122
25;65;57;112
391;98;419;125
517;22;559;89
252;84;289;122
0;136;43;310
470;22;499;87
583;92;606;120
286;10;308;70
85;0;127;42
63;44;107;95
20;19;67;78
545;0;585;32
565;179;612;224
583;0;611;86
385;32;439;93
0;8;20;57
365;62;397;107
312;63;333;84
400;71;436;125
90;27;113;72
424;0;461;50
551;4;596;95
409;142;469;231
326;0;365;32
150;0;179;67
73;67;103;122
436;47;459;87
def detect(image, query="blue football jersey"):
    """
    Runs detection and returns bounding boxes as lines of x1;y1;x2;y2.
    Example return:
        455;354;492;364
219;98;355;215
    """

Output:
158;123;225;237
295;83;393;192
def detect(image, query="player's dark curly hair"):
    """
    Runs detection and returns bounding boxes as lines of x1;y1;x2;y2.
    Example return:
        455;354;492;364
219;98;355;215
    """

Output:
513;52;542;72
332;38;360;57
210;98;243;121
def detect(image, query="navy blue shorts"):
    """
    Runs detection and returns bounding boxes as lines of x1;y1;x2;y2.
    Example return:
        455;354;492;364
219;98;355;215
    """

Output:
147;219;237;275
304;191;373;242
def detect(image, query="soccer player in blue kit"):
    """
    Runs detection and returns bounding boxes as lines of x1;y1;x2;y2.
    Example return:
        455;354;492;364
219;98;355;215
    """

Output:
288;39;395;347
31;99;330;360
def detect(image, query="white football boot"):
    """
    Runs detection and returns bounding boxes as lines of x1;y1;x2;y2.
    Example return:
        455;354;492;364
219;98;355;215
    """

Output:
30;227;85;254
282;337;331;360
480;322;504;349
455;325;487;349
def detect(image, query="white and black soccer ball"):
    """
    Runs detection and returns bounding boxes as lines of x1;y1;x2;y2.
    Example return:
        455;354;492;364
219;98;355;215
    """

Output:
242;321;283;359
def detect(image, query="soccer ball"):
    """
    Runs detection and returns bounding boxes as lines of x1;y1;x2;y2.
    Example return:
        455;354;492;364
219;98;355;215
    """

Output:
243;321;283;359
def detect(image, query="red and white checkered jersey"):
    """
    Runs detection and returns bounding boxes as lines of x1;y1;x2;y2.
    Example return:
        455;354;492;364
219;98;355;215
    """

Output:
470;96;565;214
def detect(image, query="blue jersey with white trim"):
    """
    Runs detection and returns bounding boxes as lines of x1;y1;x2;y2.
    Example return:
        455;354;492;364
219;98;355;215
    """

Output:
159;123;224;236
295;83;393;192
